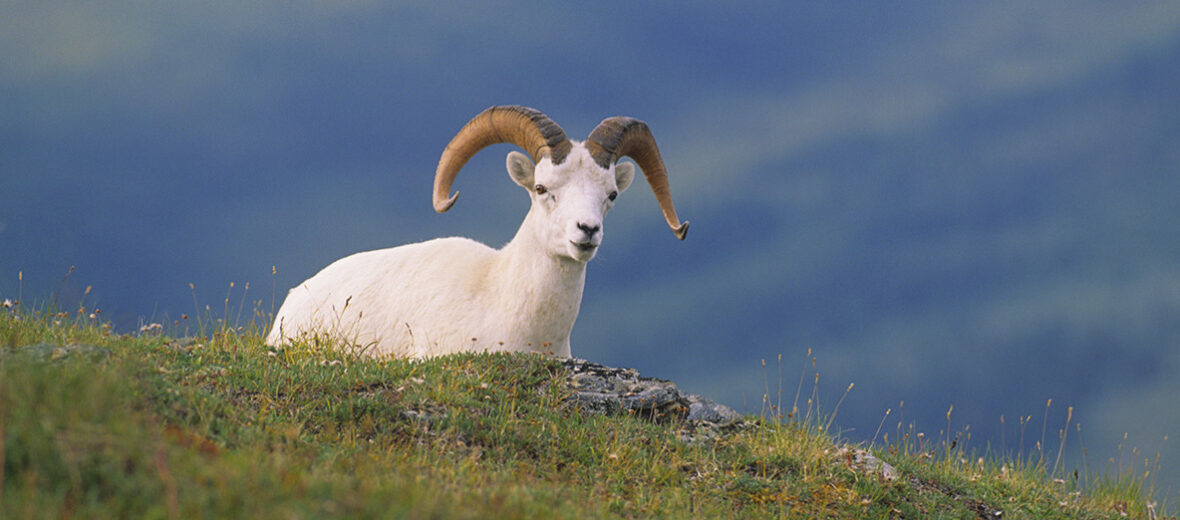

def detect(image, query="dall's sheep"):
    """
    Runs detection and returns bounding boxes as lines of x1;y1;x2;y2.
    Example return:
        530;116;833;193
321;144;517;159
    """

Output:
266;106;688;358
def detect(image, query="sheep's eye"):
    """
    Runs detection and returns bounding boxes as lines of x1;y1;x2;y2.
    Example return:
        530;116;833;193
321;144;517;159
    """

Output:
608;190;618;202
534;184;548;195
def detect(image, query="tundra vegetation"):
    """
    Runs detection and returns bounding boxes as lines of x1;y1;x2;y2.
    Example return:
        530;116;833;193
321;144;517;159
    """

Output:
0;296;1171;519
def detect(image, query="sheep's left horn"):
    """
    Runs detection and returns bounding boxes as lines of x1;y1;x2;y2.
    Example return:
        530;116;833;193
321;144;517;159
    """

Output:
586;117;689;240
434;106;572;212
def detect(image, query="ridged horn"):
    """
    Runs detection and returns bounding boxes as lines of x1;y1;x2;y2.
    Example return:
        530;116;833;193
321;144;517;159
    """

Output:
586;117;689;240
433;106;572;212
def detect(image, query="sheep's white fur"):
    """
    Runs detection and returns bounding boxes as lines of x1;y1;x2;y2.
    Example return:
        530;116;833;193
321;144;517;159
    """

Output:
265;144;636;358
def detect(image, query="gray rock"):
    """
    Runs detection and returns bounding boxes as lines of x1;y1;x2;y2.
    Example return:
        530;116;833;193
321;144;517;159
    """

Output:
685;394;743;427
560;359;904;475
563;359;687;422
836;447;898;481
559;358;752;438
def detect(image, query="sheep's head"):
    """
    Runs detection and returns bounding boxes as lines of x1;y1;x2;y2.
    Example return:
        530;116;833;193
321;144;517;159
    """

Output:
433;106;689;262
504;145;631;261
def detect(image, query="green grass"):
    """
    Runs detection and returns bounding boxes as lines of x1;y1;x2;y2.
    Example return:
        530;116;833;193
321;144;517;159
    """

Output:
0;301;1172;519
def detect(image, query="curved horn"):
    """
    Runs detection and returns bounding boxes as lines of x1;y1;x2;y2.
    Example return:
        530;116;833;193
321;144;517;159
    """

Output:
434;106;572;212
586;117;689;240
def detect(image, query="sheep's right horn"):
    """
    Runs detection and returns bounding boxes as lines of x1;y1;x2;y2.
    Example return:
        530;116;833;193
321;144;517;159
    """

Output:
587;116;689;240
433;106;572;212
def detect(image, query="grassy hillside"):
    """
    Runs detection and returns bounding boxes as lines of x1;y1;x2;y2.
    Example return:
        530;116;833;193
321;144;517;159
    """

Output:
0;302;1170;519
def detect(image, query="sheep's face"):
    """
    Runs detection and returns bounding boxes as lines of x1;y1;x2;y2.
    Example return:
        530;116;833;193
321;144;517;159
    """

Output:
507;146;634;262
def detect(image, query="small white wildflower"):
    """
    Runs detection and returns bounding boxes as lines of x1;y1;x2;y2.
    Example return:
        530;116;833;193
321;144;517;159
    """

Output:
2;299;11;309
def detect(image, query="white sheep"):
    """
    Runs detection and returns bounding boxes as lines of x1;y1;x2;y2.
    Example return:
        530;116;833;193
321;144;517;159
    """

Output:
265;106;688;358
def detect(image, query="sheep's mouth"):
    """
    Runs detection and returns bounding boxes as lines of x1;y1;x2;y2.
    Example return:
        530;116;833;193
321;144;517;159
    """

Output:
571;241;598;252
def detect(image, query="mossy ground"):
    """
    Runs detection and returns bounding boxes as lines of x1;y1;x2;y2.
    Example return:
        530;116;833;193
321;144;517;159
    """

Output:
0;302;1170;519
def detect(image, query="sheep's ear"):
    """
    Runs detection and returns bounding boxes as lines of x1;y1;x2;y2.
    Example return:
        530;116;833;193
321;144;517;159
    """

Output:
614;161;635;194
506;151;535;188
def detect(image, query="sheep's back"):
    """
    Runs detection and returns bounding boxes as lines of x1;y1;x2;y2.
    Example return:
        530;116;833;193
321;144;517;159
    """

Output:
266;237;498;356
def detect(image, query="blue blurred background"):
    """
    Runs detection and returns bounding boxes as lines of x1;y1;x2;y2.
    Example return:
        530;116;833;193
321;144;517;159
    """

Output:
4;2;1178;497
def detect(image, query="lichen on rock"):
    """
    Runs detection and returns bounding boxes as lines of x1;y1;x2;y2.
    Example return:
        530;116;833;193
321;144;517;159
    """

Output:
558;358;752;442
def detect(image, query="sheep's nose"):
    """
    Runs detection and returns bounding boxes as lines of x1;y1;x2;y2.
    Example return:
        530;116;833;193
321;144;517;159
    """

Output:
577;222;601;237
